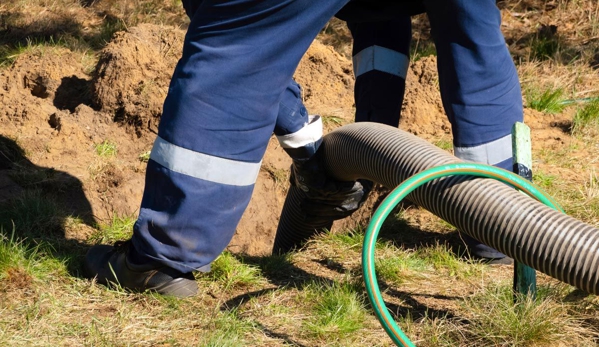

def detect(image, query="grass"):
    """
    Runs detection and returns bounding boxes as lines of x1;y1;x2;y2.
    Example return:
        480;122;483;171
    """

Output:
433;138;453;152
410;39;437;62
321;114;345;127
0;0;187;69
0;190;63;237
529;34;561;62
201;309;258;346
303;280;367;340
89;214;136;244
532;171;558;190
138;150;151;162
457;284;597;346
261;163;289;189
94;140;117;157
525;86;568;113
325;228;365;251
205;252;264;291
375;249;429;285
0;229;66;285
572;98;599;136
418;243;482;279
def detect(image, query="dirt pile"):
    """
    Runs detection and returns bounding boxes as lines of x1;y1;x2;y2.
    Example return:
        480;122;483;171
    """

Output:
92;24;186;136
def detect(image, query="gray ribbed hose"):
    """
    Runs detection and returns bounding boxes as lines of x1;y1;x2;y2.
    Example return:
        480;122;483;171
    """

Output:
272;122;599;294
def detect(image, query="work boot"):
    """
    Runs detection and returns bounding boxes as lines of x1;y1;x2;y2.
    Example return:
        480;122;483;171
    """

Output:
484;256;514;266
462;234;514;266
84;240;198;298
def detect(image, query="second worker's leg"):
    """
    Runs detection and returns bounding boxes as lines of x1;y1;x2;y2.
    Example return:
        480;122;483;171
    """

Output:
348;17;412;127
425;0;523;262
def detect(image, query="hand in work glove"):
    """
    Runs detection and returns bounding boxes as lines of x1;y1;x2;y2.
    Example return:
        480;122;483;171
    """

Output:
290;150;372;221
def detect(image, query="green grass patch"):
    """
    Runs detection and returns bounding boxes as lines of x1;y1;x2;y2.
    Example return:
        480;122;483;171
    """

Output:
324;228;365;251
206;252;263;290
525;87;567;113
410;39;437;62
433;139;453;151
89;215;135;244
459;284;597;346
375;249;429;285
0;229;67;285
94;140;117;157
138;150;151;163
532;171;558;190
321;114;345;127
572;98;599;136
261;164;289;188
8;168;58;188
418;243;481;279
529;35;560;61
303;280;367;340
248;253;295;279
0;37;63;67
201;309;257;346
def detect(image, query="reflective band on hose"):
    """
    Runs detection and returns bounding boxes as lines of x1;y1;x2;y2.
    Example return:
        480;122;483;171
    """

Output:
150;136;261;186
353;45;409;79
454;134;513;165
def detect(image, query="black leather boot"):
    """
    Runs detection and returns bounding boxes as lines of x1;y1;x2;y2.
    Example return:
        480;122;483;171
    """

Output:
84;241;198;298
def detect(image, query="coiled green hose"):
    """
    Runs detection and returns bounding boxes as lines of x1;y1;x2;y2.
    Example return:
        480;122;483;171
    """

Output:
362;163;563;347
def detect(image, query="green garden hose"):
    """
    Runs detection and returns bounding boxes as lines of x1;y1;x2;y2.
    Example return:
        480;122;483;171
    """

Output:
362;162;563;347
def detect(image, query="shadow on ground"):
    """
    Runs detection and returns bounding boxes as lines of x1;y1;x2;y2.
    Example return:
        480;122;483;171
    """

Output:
0;135;95;275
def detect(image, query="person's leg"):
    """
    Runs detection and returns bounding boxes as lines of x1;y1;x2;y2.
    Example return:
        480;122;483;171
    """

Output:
348;17;412;127
133;0;352;271
424;0;523;260
86;0;351;294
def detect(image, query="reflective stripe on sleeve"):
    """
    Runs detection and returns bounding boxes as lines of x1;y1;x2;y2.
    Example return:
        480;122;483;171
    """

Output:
276;115;323;149
353;45;409;79
454;134;513;165
150;136;261;186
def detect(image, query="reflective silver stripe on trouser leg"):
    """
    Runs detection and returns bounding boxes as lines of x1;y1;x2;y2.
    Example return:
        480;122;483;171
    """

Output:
136;136;263;272
150;136;262;186
353;45;410;79
453;134;513;166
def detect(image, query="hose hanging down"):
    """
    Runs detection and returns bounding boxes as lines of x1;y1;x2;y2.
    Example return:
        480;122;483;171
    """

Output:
273;122;599;295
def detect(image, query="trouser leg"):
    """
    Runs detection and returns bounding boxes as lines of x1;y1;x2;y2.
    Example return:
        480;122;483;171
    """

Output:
274;81;323;161
130;0;350;273
425;0;523;258
347;17;412;127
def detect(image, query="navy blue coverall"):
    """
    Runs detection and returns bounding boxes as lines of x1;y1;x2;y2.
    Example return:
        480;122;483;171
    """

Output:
129;0;523;272
342;2;523;258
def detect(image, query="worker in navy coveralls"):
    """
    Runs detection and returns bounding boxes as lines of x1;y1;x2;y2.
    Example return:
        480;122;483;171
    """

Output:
84;0;522;297
338;0;522;263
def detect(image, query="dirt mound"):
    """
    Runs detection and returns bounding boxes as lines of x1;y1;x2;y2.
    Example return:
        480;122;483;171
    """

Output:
92;24;185;137
0;47;88;125
402;56;452;141
294;41;355;121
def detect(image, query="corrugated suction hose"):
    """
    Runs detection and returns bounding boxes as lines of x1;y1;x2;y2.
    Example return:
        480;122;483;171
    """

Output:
272;122;599;295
